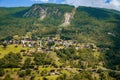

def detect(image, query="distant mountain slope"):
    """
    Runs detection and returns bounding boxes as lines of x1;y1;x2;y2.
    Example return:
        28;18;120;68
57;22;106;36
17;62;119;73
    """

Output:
23;4;74;26
0;4;120;46
0;7;35;39
0;4;120;47
70;6;120;48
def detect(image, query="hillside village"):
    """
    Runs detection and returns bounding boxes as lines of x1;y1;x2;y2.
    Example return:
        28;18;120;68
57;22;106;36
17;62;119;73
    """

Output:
0;35;108;80
1;35;98;54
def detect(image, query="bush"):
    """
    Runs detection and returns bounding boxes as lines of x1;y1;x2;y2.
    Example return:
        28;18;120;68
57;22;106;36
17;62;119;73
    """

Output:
3;74;13;80
25;69;31;75
30;76;35;80
0;68;5;76
0;52;22;68
109;71;120;80
43;77;48;80
18;70;26;77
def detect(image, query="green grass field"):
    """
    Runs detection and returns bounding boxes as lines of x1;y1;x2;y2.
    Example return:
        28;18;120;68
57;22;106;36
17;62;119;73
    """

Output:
35;75;58;80
0;44;27;58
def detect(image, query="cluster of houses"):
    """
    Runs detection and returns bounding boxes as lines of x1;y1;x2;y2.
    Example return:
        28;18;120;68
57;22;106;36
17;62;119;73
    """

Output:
1;36;98;53
21;36;98;52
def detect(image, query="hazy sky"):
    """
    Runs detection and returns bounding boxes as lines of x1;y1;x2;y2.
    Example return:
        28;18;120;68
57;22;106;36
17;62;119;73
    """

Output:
0;0;120;11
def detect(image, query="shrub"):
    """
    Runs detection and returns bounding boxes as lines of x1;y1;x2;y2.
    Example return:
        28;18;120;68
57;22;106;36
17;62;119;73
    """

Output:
0;68;5;76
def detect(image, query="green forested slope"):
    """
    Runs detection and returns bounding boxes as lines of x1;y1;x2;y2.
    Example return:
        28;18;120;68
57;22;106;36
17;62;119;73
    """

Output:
0;7;36;39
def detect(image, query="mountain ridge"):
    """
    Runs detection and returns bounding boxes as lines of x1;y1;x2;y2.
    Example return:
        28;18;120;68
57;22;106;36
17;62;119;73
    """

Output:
0;3;120;46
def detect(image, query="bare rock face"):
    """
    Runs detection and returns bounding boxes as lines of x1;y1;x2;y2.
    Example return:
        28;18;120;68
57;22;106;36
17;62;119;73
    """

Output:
23;4;60;17
23;4;75;26
60;8;76;26
23;4;47;20
39;8;47;20
60;13;72;26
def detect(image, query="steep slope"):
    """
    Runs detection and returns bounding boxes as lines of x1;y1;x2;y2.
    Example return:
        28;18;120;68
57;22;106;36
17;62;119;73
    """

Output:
0;7;35;39
23;4;74;26
71;7;120;70
60;8;76;26
0;4;120;47
70;6;120;47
